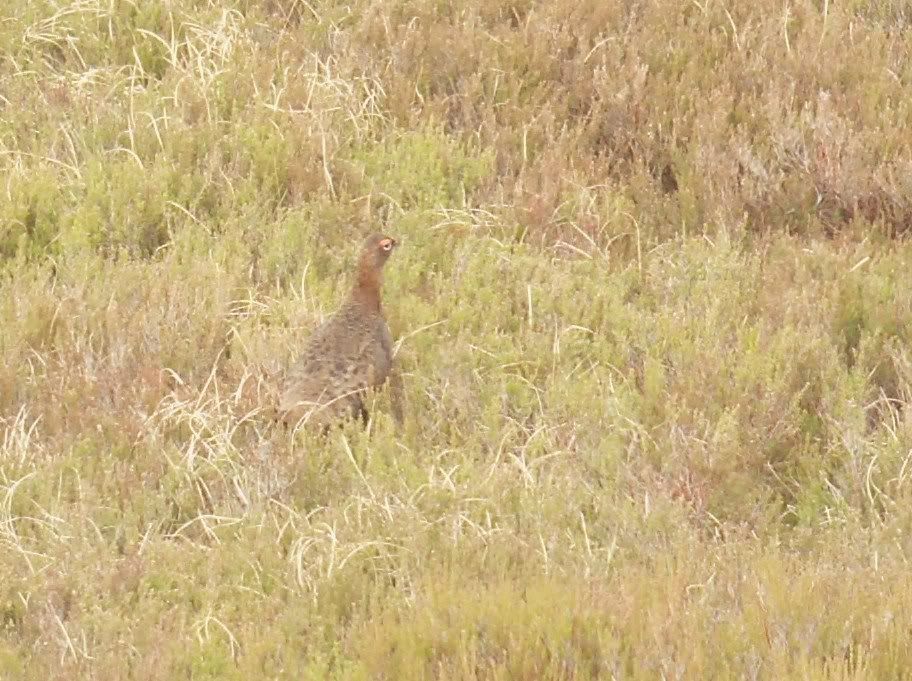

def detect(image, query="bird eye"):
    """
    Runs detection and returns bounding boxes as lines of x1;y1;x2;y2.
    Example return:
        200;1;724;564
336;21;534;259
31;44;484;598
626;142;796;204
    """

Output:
380;239;393;251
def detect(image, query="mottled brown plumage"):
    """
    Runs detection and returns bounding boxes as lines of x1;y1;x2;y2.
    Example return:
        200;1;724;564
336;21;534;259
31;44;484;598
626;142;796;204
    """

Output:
278;234;401;430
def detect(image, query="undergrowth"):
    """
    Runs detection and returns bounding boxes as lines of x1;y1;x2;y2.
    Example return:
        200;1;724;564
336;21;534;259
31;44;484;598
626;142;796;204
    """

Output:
3;1;912;679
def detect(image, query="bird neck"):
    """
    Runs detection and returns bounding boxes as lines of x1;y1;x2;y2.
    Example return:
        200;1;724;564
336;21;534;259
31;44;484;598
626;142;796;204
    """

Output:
351;263;383;311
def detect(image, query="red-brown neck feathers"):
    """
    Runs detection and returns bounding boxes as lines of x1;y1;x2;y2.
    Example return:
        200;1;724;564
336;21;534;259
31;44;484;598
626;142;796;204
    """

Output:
352;251;383;309
349;234;397;310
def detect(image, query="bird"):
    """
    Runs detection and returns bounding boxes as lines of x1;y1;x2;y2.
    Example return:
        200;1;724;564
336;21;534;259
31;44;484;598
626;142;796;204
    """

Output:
277;233;403;431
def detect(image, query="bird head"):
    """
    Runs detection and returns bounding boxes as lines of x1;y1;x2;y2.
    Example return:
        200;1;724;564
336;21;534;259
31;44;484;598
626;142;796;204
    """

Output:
359;233;398;274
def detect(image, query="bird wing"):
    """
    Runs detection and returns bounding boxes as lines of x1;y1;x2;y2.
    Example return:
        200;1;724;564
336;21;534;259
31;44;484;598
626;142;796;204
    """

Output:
278;314;376;413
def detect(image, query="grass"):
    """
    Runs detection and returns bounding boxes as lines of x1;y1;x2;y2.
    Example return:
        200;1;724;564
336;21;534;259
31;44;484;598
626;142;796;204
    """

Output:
3;0;912;678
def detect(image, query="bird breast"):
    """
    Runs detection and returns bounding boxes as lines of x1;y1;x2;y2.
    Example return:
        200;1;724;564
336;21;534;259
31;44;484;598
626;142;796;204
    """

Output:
371;319;394;386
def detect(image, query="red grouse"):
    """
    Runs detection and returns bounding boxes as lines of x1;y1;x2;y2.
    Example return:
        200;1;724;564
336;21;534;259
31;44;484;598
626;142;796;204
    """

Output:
278;234;401;429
